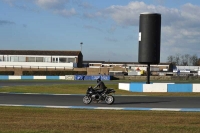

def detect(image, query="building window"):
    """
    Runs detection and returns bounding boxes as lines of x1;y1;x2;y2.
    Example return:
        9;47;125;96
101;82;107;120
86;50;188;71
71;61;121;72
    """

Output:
44;57;51;62
52;57;58;63
0;56;3;61
27;57;35;62
59;58;67;63
68;58;75;63
19;57;26;62
10;56;18;62
36;57;43;62
4;56;9;62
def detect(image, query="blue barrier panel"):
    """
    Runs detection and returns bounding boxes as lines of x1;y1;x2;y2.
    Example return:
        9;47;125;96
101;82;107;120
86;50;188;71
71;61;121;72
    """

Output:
75;75;85;80
91;75;101;80
167;84;193;92
101;75;110;80
21;76;34;80
0;75;9;80
46;76;59;80
90;75;110;80
83;76;92;80
75;75;110;80
83;75;110;80
130;83;144;92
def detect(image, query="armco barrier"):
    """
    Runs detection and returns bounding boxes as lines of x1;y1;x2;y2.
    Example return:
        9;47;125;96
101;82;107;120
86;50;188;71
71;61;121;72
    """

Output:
21;76;34;80
0;75;67;80
130;83;144;92
0;75;110;80
59;76;65;80
143;83;174;92
46;76;60;80
193;84;200;92
118;83;130;91
167;84;193;92
119;82;200;92
83;75;93;80
75;75;85;80
33;76;46;79
74;75;110;81
0;75;9;80
65;75;74;80
9;76;21;80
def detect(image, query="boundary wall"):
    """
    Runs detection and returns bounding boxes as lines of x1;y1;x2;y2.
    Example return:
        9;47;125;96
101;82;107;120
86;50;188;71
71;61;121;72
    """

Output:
119;83;200;92
0;75;110;80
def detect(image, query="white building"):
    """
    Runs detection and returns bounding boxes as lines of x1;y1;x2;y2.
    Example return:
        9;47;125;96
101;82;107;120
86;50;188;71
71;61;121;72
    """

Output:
0;50;83;68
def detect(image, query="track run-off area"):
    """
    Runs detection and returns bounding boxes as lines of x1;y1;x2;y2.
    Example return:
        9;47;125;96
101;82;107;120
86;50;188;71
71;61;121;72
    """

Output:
0;80;200;112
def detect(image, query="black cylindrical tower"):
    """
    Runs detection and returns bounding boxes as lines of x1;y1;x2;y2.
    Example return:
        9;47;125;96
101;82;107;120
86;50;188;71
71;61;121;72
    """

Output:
138;13;161;64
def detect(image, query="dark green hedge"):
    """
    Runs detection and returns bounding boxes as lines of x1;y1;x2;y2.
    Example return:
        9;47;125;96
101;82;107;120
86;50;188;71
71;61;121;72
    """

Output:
0;71;14;75
22;71;87;76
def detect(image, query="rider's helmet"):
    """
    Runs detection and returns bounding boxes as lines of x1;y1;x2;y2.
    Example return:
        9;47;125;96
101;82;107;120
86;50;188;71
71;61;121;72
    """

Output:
97;78;101;83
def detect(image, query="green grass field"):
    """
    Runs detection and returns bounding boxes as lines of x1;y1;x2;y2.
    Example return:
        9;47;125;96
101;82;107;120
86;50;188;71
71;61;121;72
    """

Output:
1;83;200;96
0;81;200;133
0;107;200;133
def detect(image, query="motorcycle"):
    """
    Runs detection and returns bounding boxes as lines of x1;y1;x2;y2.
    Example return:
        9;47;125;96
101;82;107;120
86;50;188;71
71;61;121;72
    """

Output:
83;86;115;105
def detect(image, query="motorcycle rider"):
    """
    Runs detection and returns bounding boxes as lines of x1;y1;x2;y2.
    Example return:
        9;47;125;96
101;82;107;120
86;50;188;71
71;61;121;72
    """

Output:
93;78;107;95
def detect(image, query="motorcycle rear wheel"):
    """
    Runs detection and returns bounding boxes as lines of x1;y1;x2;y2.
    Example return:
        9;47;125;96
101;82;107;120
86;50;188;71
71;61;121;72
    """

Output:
105;95;115;105
83;95;92;104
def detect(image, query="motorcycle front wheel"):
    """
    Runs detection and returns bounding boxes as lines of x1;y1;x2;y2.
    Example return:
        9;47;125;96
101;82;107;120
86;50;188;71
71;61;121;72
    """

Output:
83;95;92;104
105;95;115;105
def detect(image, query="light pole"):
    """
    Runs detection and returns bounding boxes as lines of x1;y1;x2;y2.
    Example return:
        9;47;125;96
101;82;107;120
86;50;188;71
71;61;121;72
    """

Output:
80;42;83;52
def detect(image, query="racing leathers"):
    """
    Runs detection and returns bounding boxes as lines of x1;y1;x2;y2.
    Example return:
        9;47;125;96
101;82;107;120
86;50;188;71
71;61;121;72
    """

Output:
93;80;107;94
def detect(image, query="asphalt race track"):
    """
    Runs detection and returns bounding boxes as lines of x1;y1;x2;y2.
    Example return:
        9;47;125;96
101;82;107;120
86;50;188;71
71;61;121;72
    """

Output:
1;93;200;111
0;80;200;112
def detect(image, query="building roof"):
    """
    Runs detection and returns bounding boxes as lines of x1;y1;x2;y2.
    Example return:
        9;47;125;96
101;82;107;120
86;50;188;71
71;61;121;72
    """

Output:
0;50;82;56
83;60;171;65
83;60;105;63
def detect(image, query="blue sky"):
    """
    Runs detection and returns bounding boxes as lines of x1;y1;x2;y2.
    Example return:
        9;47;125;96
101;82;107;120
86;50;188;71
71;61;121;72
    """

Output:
1;0;200;62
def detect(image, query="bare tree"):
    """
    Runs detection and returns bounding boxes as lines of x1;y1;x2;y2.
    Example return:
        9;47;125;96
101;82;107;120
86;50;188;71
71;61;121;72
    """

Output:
167;55;174;63
175;54;181;65
167;54;199;66
197;59;200;66
190;54;199;66
181;54;190;66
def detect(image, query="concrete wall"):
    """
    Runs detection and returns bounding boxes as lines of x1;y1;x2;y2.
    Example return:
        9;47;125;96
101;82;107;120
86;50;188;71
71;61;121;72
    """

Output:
119;82;200;92
114;76;172;80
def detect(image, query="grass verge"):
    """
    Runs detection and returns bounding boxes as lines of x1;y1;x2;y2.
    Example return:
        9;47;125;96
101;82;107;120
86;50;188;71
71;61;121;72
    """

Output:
1;84;200;96
0;106;200;133
0;82;200;133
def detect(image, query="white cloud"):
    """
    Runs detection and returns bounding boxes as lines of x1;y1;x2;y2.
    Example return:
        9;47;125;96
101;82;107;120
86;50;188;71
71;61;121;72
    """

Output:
34;0;77;17
103;1;182;26
77;2;93;9
95;1;200;61
53;8;76;17
3;0;15;6
84;25;102;32
3;0;200;61
35;0;68;9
